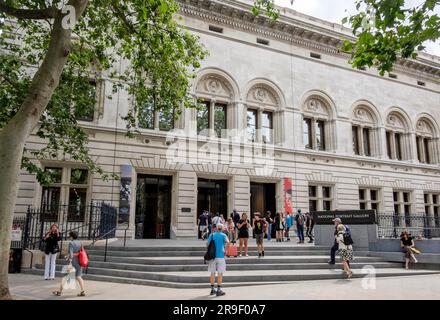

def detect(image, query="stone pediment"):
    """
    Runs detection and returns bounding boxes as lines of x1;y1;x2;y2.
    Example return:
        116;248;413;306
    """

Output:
353;106;375;125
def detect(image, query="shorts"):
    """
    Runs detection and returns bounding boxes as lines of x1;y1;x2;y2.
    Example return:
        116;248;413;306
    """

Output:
208;258;226;274
255;233;264;245
199;225;208;232
71;257;83;277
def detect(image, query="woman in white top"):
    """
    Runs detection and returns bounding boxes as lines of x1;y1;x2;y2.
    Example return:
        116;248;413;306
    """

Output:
336;224;354;279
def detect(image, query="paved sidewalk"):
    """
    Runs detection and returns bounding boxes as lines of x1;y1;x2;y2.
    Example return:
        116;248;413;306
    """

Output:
8;273;440;300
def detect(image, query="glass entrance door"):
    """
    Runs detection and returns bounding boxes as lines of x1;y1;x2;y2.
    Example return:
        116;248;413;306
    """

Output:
197;179;228;219
136;174;172;239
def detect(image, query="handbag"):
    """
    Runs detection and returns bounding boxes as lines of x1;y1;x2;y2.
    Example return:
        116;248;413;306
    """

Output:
78;244;89;268
410;247;421;255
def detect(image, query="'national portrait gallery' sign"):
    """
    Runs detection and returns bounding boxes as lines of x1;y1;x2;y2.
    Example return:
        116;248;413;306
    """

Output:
312;210;376;225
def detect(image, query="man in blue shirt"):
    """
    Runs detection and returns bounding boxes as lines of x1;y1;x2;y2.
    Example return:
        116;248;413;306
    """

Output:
207;223;229;296
285;213;293;241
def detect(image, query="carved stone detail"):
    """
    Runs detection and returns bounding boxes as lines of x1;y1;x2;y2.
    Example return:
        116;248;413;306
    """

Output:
386;113;406;130
247;85;278;106
416;119;434;136
196;75;233;99
353;107;374;125
304;98;329;117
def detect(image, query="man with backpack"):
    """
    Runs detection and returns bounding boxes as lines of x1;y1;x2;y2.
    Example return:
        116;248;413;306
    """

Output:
295;210;305;244
206;224;229;296
305;212;315;243
328;218;352;268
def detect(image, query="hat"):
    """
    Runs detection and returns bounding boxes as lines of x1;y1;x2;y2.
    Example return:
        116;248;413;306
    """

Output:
332;217;342;223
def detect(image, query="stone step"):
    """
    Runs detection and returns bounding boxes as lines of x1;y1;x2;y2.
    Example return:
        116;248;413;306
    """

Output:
80;255;383;265
37;261;402;273
22;267;439;287
84;249;348;257
86;244;327;252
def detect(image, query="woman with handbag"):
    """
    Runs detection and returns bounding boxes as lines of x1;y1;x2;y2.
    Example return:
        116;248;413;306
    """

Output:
401;231;418;269
43;224;61;280
53;231;86;297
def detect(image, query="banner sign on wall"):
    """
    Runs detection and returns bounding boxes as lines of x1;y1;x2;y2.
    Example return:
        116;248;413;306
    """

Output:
284;177;293;214
119;164;132;224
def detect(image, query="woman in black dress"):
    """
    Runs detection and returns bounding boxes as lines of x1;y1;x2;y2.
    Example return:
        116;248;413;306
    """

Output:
401;231;418;269
237;213;250;257
43;224;61;280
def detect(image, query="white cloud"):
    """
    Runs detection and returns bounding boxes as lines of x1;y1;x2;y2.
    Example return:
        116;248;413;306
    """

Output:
274;0;440;56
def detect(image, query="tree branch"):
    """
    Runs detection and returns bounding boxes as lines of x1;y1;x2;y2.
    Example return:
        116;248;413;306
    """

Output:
0;1;60;20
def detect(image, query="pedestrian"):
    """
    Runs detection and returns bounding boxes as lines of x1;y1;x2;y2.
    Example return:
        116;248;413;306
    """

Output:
274;212;284;242
232;209;241;242
295;210;305;244
265;211;273;241
225;217;235;243
43;224;61;280
198;211;209;240
328;217;342;265
207;224;229;296
336;224;354;278
285;212;293;241
305;212;315;243
253;212;267;258
207;212;213;236
401;231;418;269
237;213;250;257
212;212;223;229
52;231;86;297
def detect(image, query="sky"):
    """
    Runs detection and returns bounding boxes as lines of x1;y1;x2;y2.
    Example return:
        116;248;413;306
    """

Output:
274;0;440;56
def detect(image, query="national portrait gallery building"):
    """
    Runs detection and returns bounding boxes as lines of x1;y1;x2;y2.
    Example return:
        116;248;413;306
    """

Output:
14;0;440;240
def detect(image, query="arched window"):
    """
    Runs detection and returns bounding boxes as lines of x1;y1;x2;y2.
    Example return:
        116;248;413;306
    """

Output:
301;94;336;152
245;83;282;144
385;110;412;161
194;72;237;138
351;103;380;157
416;117;439;164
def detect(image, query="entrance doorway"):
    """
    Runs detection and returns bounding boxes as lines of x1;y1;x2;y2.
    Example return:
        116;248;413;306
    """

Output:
250;182;276;234
197;178;228;220
135;174;172;239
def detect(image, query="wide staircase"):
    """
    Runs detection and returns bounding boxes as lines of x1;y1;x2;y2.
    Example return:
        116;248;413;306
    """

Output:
23;240;440;288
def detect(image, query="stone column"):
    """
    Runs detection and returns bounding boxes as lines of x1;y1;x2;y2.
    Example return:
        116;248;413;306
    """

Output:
408;132;418;162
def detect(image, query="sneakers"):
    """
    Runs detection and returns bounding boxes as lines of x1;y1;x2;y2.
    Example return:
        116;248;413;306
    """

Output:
258;253;261;258
216;289;225;296
262;251;265;257
328;260;336;265
210;288;217;295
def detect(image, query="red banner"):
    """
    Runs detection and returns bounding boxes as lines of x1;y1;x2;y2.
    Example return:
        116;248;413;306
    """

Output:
284;177;293;214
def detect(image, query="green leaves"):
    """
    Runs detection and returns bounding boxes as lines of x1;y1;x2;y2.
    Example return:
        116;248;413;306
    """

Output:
342;0;440;75
252;0;279;21
1;0;207;184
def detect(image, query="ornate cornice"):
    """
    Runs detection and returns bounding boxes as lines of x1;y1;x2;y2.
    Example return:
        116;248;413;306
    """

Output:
177;0;440;79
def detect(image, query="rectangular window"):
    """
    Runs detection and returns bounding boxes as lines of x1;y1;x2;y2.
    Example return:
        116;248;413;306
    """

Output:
304;118;312;149
257;38;269;45
214;104;227;138
363;128;371;156
386;131;393;159
316;120;326;151
395;133;402;160
352;126;360;155
75;80;97;122
209;25;223;33
416;136;423;162
159;110;174;132
322;186;332;211
41;187;61;219
424;138;431;164
197;101;210;136
247;109;258;142
308;185;318;212
138;102;155;130
68;188;87;222
262;111;273;143
309;185;317;198
359;188;380;211
310;52;321;59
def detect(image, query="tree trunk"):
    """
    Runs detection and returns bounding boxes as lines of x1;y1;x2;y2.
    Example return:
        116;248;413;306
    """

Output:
0;0;88;300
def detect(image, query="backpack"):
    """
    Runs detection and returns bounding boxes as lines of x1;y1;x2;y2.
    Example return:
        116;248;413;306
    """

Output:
204;237;216;262
343;227;354;246
297;214;305;225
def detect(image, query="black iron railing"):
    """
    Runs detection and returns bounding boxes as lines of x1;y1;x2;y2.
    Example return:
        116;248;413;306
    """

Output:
12;202;118;251
377;213;440;239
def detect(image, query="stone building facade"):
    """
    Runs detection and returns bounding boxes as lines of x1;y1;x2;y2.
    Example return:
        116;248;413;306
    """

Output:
14;0;440;239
